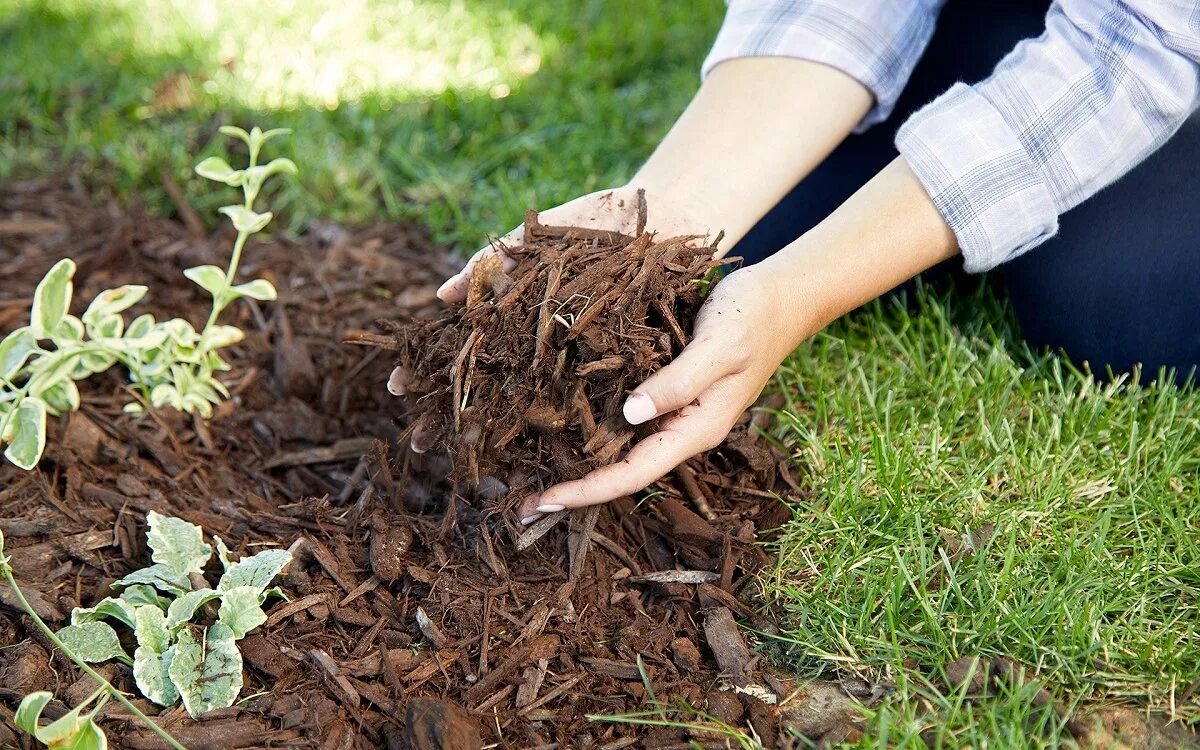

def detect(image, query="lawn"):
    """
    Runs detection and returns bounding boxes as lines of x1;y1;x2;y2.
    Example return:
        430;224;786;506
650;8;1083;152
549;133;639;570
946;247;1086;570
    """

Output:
2;0;1197;746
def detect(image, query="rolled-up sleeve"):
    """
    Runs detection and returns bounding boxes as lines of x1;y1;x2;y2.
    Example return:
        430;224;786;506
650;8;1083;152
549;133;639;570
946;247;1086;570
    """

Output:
702;1;945;129
896;0;1200;272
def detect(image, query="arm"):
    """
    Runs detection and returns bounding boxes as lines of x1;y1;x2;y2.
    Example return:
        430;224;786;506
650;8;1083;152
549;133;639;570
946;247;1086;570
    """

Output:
896;0;1200;270
521;156;957;517
437;56;872;303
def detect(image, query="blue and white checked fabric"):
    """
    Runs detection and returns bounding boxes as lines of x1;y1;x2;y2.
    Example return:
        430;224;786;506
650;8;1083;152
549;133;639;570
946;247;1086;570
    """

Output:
703;1;1200;272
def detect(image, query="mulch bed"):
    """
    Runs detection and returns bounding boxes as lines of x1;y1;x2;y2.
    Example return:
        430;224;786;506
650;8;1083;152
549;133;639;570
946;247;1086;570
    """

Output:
0;178;831;750
1;179;1191;750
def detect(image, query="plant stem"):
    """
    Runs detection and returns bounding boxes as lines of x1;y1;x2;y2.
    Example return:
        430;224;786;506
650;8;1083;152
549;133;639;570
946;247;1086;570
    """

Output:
0;561;188;750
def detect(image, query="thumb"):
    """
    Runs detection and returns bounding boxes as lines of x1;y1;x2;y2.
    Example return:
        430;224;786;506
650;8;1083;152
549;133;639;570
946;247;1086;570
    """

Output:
623;336;733;425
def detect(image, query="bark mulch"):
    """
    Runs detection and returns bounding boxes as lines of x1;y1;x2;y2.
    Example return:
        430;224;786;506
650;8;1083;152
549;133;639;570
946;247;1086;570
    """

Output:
0;179;843;750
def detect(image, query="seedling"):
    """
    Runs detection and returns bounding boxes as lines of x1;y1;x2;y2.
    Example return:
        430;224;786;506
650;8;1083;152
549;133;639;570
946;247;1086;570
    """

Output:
0;125;295;469
5;512;292;748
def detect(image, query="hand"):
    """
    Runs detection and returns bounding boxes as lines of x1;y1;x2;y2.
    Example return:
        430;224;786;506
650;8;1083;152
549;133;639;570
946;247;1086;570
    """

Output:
517;264;809;522
434;184;712;304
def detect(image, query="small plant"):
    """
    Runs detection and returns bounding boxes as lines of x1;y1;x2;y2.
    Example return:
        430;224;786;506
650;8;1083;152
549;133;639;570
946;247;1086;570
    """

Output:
4;513;292;748
0;126;295;469
0;527;186;750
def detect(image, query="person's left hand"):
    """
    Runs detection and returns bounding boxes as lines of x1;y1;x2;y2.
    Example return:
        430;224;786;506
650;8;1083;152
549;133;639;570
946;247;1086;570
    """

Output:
517;263;808;523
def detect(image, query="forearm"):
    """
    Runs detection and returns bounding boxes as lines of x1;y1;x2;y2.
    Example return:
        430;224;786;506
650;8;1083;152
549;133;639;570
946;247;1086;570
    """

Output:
633;57;872;251
757;156;959;347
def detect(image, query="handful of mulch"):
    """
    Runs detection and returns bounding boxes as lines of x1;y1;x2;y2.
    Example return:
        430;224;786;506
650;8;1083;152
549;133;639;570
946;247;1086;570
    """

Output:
386;195;726;508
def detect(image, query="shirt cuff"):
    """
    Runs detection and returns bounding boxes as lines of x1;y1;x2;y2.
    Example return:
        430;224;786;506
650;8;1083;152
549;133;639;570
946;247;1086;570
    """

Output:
702;4;936;131
895;83;1061;273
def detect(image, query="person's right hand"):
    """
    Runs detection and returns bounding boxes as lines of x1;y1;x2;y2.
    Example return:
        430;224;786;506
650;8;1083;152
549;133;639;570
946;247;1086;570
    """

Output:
434;184;713;303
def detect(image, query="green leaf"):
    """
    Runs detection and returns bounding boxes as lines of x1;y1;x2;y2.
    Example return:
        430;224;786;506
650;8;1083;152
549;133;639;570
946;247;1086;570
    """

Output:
120;583;171;610
56;621;130;664
217;205;272;234
133;604;173;652
15;691;53;735
40;378;80;415
114;563;191;595
82;285;147;324
214;536;233;569
255;127;292;146
194;156;244;186
71;596;137;629
231;279;277;302
134;643;179;708
218;125;251;144
30;258;75;338
169;623;244;718
167;588;220;628
62;717;108;750
0;327;38;379
217;585;268;639
5;397;47;470
218;548;291;594
184;265;227;298
146;511;212;576
86;314;124;341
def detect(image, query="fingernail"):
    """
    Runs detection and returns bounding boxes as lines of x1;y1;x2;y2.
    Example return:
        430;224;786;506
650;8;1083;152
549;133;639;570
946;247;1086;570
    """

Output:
520;515;540;526
436;274;461;301
536;504;565;513
387;367;408;396
622;392;657;425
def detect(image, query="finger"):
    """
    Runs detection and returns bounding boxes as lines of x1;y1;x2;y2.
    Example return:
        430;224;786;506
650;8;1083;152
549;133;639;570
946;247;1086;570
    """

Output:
387;366;409;396
623;335;738;425
437;233;520;303
529;422;721;513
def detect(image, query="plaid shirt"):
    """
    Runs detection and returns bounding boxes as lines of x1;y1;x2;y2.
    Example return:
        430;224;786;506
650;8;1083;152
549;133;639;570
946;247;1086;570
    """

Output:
703;1;1200;272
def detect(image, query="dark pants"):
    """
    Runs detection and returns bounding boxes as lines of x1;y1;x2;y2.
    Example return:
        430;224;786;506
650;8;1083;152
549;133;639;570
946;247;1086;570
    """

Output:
732;0;1200;383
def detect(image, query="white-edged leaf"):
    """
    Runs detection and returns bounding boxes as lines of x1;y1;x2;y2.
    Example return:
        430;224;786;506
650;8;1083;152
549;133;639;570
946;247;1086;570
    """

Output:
14;691;53;735
262;586;288;602
169;623;244;718
183;265;227;298
125;313;156;340
134;643;179;707
30;258;75;338
71;596;137;629
217;548;291;594
56;621;130;664
40;378;80;415
218;205;272;234
194;156;244;186
113;563;191;595
4;397;47;470
82;285;147;324
146;511;212;576
167;588;220;628
39;710;107;749
214;536;233;569
0;327;38;379
201;325;244;349
231;279;276;301
217;585;267;638
133;604;172;652
54;315;85;341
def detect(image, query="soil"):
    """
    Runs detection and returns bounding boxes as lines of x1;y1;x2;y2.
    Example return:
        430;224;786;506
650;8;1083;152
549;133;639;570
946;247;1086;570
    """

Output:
0;178;1192;750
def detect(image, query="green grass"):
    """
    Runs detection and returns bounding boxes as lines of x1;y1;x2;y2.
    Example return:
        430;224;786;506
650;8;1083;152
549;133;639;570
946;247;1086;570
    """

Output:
0;0;719;249
3;1;1198;746
764;285;1200;746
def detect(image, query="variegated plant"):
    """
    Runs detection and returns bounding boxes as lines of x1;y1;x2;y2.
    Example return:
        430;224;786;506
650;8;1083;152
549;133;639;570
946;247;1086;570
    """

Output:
53;512;291;719
0;126;294;470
